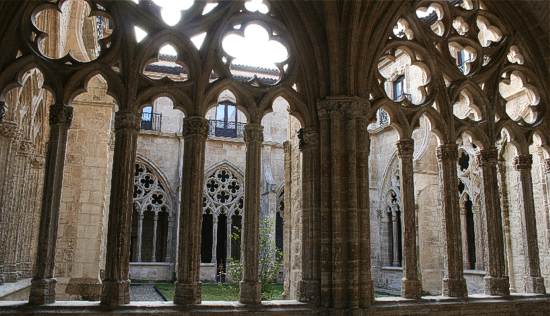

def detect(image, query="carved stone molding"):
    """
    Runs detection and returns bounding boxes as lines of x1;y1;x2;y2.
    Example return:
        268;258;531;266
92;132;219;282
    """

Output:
49;105;73;126
317;97;368;118
397;139;414;159
436;144;458;162
114;111;140;131
182;117;208;137
17;140;35;157
544;159;550;174
476;147;498;166
513;154;533;170
298;127;319;150
244;123;263;144
0;121;19;139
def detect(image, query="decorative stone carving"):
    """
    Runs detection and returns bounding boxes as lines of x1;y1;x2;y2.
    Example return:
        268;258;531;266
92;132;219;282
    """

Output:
182;116;209;137
114;111;140;131
0;121;19;139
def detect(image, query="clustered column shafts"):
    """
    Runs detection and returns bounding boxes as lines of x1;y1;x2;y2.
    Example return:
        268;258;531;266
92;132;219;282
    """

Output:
317;98;374;310
239;123;263;305
174;116;209;305
436;144;467;298
390;202;401;267
459;203;470;270
100;111;140;307
477;147;510;296
29;105;73;305
298;127;321;303
497;154;516;293
397;138;422;299
513;154;546;294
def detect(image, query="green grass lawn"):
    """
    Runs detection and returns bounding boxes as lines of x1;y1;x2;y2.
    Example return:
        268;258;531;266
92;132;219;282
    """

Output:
155;282;284;301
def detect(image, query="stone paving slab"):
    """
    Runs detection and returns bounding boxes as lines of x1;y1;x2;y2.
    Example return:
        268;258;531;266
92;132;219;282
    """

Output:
130;284;165;301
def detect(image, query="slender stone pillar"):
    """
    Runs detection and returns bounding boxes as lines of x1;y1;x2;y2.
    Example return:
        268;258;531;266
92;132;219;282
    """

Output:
212;216;218;265
477;148;510;296
357;115;374;307
497;156;516;292
397;139;422;299
437;144;467;297
227;216;232;260
390;203;401;267
459;204;470;270
136;213;143;262
165;217;173;262
298;127;321;303
100;111;140;307
28;105;73;305
152;213;159;262
174;117;208;305
513;155;546;294
318;108;332;306
239;123;263;304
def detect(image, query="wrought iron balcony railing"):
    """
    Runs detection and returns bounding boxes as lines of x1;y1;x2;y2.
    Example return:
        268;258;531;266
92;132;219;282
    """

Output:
208;120;245;139
141;112;162;131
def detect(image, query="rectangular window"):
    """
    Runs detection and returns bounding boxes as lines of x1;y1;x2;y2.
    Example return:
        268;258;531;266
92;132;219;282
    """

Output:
393;75;405;100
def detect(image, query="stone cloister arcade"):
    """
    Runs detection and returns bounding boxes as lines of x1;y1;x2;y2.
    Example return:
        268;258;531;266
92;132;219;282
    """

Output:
0;0;549;315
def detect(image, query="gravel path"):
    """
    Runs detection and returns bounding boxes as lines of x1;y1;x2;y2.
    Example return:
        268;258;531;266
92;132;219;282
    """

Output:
130;284;165;301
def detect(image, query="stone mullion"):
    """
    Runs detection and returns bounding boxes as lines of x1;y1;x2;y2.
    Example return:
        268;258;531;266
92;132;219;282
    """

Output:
473;202;485;271
513;155;546;294
390;205;400;267
152;213;159;262
344;113;359;308
29;105;73;305
239;123;263;304
459;205;470;270
165;216;174;262
497;157;516;292
211;215;218;265
174;116;208;305
397;138;422;299
100;111;140;307
330;109;345;308
299;127;320;303
356;116;373;307
136;213;143;262
4;151;26;282
15;147;34;276
477;148;510;296
318;109;332;306
544;159;550;245
226;216;232;262
437;144;467;298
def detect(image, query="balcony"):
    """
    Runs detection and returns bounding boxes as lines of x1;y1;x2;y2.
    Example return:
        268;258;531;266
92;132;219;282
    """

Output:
208;120;245;139
141;112;162;132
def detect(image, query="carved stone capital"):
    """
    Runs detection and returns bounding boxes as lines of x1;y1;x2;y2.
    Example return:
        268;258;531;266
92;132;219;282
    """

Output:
436;144;458;162
317;97;368;118
49;105;73;126
114;111;140;131
244;123;263;143
31;156;45;169
513;154;533;171
397;139;414;159
0;121;19;139
182;117;208;137
298;127;319;151
17;140;35;157
476;147;498;166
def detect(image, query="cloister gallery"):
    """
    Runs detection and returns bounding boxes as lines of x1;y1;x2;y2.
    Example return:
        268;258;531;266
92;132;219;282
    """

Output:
0;0;549;315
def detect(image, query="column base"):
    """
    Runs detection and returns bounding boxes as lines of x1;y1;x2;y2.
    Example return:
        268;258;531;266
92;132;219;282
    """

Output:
66;277;103;300
174;282;201;305
442;277;467;298
100;280;130;307
484;276;510;296
239;280;261;304
401;279;422;299
524;276;546;294
28;278;56;305
298;279;320;304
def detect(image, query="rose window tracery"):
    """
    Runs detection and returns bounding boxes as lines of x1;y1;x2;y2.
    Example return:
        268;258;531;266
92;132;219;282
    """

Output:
203;166;244;217
133;162;171;214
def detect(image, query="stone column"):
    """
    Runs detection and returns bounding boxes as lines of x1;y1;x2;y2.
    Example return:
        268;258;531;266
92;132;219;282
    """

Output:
152;213;159;262
100;111;140;307
211;215;218;265
298;127;320;303
459;203;470;270
165;216;174;262
436;144;467;297
390;203;401;267
513;155;546;294
318;108;332;306
497;156;516;292
239;123;263;304
477;148;509;296
397;139;422;299
227;216;232;260
174;117;208;305
28;105;73;305
136;213;143;262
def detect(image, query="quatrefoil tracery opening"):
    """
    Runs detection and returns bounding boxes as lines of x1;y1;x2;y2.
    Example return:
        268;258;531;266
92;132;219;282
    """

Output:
203;166;244;217
133;162;171;215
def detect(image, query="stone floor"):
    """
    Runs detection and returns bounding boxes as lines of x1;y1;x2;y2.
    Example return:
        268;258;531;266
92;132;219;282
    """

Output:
129;284;165;301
